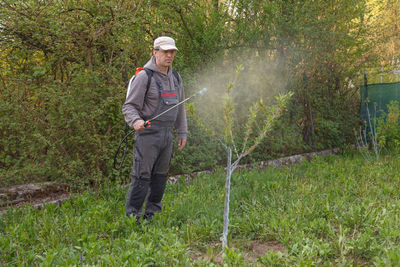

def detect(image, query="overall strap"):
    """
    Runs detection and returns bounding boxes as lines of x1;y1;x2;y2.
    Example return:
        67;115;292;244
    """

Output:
152;74;164;92
172;70;180;87
143;68;153;95
172;70;180;99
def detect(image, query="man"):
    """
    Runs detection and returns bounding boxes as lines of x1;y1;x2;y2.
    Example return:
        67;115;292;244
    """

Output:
122;36;187;223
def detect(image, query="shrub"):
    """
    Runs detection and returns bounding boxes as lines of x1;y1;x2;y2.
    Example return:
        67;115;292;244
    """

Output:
0;70;125;188
377;101;400;153
170;112;224;175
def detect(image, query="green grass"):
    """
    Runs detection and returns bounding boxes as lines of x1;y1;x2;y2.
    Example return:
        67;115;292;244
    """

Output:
1;152;400;266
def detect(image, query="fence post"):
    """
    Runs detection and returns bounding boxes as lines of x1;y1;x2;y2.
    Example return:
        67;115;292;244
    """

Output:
392;56;395;79
364;70;368;99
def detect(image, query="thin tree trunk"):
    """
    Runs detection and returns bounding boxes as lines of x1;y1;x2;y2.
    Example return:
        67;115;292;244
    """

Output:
222;147;232;249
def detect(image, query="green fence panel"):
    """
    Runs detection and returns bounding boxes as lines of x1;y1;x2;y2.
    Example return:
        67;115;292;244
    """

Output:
360;82;400;123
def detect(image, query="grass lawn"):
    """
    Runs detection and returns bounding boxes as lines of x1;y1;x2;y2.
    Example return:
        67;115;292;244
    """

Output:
1;152;400;266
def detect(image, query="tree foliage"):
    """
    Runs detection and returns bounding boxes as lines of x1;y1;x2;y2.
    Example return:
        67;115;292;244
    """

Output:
0;0;395;187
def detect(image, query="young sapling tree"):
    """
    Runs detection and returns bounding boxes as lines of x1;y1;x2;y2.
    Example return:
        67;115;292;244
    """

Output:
190;65;293;250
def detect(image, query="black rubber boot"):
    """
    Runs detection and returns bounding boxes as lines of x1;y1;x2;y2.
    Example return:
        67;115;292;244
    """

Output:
143;213;154;221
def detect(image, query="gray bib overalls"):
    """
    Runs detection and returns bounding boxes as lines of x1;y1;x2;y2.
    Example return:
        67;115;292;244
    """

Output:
126;71;180;219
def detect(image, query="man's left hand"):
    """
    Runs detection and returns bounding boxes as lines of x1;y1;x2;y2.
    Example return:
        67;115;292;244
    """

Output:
177;138;187;151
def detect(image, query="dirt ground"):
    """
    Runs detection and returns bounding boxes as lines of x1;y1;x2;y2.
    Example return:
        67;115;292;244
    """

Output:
189;240;287;265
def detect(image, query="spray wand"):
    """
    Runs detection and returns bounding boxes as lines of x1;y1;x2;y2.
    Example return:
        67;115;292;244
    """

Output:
113;87;208;170
144;87;208;127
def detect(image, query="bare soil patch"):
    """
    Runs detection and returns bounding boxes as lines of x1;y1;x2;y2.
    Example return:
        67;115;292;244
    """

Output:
247;240;286;260
189;240;287;265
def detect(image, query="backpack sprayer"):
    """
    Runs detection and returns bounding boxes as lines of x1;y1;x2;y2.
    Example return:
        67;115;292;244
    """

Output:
113;87;208;170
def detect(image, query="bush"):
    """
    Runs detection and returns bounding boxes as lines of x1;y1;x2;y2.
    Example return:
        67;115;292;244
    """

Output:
377;101;400;153
170;112;225;175
0;70;125;188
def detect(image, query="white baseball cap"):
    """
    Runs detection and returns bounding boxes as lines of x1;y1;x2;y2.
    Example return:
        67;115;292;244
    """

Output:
154;36;178;51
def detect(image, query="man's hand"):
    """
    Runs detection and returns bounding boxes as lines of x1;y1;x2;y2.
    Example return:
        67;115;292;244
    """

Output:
133;120;147;132
177;138;187;151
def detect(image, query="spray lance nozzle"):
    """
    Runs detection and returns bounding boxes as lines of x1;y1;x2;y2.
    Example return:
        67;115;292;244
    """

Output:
198;87;208;96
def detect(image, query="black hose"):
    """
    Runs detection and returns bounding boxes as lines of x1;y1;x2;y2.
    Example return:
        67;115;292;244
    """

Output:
113;124;135;170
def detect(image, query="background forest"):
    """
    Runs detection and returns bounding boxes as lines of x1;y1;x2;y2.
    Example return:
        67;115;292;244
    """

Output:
0;0;399;187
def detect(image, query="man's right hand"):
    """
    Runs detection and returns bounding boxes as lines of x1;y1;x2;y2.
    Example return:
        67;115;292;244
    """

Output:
133;119;146;132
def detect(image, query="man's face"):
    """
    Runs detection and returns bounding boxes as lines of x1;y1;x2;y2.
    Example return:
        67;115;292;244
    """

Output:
154;49;176;70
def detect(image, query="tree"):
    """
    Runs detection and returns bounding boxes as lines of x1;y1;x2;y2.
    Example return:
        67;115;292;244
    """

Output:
191;65;292;249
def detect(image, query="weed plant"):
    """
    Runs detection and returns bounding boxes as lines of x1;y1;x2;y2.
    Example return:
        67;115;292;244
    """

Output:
1;153;400;266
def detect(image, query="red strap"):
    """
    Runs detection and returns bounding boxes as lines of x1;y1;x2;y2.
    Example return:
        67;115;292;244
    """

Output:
162;93;177;97
135;67;144;75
